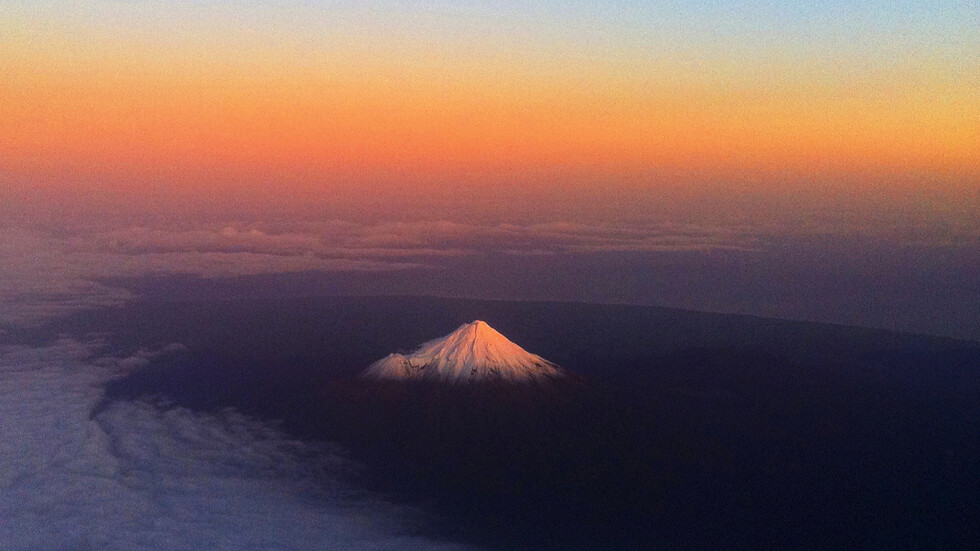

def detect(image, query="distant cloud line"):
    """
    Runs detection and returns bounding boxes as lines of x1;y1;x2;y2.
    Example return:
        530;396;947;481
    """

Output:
2;218;976;328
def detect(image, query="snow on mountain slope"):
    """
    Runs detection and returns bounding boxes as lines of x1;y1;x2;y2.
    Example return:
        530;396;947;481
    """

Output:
362;321;563;383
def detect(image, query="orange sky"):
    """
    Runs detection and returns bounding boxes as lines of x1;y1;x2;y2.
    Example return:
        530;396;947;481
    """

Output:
1;2;977;220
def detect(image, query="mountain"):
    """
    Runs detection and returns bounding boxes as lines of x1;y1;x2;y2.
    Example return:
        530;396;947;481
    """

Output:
97;296;980;550
362;320;564;383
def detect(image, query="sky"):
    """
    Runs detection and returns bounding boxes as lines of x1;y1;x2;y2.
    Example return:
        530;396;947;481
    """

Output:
0;1;978;340
1;1;977;222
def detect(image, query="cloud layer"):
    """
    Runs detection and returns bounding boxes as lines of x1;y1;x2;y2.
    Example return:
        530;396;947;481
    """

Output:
0;340;464;550
1;215;977;549
0;219;768;327
2;217;977;337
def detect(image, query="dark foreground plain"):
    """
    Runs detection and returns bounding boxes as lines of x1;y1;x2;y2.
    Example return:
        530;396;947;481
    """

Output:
60;295;979;550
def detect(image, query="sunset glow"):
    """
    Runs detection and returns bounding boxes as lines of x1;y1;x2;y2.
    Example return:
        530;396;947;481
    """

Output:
2;2;977;216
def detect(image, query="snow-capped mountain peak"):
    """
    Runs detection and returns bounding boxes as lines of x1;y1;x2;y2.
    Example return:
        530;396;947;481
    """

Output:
362;321;563;383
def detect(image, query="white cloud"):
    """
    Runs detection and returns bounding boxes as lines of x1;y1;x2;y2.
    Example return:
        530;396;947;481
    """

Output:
0;340;466;551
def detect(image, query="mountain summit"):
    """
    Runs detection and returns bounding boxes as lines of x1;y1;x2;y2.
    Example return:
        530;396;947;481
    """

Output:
362;321;563;383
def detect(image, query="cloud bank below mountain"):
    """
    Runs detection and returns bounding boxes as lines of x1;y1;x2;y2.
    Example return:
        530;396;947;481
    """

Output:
0;339;466;550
